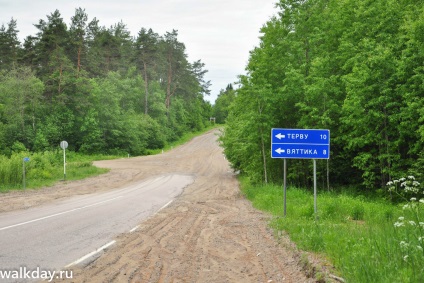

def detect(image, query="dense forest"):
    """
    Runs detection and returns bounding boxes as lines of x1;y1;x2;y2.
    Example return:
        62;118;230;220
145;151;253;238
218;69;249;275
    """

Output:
0;8;212;156
221;0;424;191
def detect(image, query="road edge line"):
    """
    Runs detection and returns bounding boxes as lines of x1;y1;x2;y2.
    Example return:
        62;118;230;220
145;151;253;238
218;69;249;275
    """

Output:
129;225;139;233
65;240;116;268
65;200;174;268
159;200;173;212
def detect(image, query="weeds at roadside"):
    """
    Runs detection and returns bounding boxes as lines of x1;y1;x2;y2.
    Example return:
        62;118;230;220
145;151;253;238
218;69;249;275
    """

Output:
0;151;110;192
240;177;424;283
0;126;219;193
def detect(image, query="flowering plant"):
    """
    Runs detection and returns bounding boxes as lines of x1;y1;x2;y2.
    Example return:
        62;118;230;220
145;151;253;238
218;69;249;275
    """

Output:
387;176;422;201
387;176;424;265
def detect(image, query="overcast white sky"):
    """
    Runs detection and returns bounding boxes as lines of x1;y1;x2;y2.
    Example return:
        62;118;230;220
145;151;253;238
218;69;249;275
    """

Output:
0;0;277;103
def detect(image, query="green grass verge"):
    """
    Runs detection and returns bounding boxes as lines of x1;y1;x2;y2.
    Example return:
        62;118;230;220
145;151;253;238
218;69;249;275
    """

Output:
241;178;424;283
0;151;111;192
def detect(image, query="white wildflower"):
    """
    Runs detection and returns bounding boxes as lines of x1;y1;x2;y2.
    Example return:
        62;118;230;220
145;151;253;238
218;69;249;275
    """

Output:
410;197;417;202
408;176;415;180
400;178;406;182
400;241;409;247
387;181;393;186
394;221;404;227
417;246;423;252
404;255;409;262
419;199;424;204
408;220;417;226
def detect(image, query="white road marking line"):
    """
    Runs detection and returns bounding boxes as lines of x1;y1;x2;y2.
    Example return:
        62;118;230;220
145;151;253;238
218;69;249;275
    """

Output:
129;225;139;233
65;240;116;268
159;200;173;211
0;196;123;231
129;200;174;233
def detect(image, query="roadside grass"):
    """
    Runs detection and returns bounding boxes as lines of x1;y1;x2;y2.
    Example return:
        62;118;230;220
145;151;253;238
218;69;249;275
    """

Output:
0;125;220;193
241;178;424;283
0;151;111;192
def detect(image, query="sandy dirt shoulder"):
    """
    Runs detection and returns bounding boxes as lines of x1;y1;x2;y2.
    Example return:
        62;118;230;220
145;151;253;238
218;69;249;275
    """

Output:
0;130;334;282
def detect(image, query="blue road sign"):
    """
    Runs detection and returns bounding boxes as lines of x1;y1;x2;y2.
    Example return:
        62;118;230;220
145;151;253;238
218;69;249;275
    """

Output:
23;157;30;162
271;128;330;159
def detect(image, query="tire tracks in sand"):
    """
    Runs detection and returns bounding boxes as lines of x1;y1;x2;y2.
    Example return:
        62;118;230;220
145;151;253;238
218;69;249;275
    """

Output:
52;130;320;282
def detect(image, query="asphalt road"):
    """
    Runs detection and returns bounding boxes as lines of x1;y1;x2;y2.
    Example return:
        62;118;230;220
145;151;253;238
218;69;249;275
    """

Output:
0;174;193;281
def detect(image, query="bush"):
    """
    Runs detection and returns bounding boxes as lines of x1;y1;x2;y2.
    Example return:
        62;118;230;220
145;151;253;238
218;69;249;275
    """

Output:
0;151;107;191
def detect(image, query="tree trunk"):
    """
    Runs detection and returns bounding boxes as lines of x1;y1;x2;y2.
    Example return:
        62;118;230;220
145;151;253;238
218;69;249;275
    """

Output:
77;46;82;75
166;53;172;114
58;62;63;94
261;132;268;184
258;103;268;183
143;62;149;115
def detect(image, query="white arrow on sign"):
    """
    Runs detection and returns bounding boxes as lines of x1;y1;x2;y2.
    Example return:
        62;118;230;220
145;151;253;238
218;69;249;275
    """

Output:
275;133;286;140
275;148;285;154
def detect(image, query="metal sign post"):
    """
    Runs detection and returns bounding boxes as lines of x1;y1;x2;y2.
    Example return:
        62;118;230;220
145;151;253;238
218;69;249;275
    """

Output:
271;128;330;218
60;141;68;180
313;159;317;215
283;158;287;216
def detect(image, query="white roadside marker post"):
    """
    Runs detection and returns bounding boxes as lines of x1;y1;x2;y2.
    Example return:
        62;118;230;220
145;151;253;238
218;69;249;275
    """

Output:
60;141;68;180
